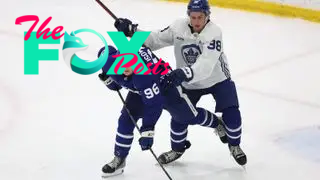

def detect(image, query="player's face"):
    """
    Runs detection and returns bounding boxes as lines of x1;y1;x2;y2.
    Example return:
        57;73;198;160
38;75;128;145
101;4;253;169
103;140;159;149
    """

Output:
189;12;207;33
123;67;133;76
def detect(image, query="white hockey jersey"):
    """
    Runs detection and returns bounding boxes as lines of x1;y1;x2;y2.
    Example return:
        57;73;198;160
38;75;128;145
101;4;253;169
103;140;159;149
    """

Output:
143;18;231;90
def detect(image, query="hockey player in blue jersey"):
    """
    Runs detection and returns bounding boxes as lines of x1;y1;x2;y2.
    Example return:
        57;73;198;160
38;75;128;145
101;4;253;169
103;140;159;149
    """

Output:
98;45;228;177
113;0;247;166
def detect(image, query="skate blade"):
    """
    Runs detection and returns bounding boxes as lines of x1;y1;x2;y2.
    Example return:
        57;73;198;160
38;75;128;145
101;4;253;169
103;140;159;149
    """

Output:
101;169;124;178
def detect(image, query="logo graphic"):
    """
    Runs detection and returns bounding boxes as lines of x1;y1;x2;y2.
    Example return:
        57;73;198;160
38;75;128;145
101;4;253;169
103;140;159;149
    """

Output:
15;15;171;75
181;44;201;66
62;29;109;75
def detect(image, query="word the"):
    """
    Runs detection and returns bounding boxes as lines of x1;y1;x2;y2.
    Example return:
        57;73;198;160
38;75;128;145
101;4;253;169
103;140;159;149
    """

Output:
15;15;64;41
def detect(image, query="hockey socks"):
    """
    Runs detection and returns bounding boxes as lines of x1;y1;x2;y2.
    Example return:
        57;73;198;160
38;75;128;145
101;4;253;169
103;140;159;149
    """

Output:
193;108;228;143
222;107;242;145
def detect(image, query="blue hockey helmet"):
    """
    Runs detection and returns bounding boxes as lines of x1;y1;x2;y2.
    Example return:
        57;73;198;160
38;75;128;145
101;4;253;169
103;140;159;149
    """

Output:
97;45;120;73
187;0;211;16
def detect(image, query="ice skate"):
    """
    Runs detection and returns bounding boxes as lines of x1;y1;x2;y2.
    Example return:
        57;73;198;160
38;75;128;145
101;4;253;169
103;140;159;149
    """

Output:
229;144;247;166
158;149;185;165
158;140;191;164
215;116;228;144
101;156;126;178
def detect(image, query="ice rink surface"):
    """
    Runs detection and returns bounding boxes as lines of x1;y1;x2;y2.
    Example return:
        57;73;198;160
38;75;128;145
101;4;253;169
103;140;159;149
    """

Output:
1;0;320;179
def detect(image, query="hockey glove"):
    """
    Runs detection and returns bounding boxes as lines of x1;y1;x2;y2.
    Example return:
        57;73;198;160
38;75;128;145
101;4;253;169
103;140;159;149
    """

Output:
138;127;154;151
98;73;122;91
114;18;138;37
167;67;193;86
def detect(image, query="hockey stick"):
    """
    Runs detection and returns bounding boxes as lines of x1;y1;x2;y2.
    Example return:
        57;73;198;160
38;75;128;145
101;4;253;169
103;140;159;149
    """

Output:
116;89;174;180
95;0;118;20
94;0;173;70
94;1;174;179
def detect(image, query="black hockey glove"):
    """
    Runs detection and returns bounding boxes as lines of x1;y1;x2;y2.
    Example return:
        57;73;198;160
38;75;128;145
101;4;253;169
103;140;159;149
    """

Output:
114;18;138;37
98;73;122;91
167;67;193;86
138;127;154;151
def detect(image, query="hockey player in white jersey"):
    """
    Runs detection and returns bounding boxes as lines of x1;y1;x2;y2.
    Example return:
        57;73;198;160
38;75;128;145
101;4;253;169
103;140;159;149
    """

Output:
113;0;247;166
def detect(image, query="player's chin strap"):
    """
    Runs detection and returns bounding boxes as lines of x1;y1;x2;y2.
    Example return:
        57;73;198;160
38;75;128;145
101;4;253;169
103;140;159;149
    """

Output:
95;1;174;180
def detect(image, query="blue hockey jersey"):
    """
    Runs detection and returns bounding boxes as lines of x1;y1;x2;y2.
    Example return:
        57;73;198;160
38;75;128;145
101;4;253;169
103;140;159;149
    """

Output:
104;47;172;129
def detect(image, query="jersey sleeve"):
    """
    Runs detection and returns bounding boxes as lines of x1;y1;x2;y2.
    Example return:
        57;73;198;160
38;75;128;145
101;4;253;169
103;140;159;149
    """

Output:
187;31;223;84
141;23;175;51
134;75;164;130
